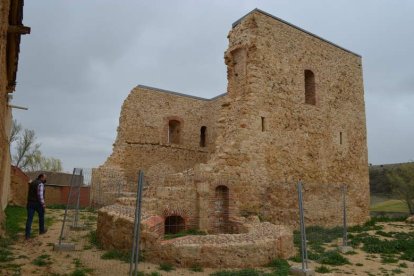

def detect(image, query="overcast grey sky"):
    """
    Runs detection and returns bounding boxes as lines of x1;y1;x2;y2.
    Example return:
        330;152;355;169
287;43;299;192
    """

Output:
11;0;414;172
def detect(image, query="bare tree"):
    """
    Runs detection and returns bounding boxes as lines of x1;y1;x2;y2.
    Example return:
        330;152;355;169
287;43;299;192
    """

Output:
10;120;63;172
9;119;22;143
387;163;414;215
13;129;41;170
26;154;62;172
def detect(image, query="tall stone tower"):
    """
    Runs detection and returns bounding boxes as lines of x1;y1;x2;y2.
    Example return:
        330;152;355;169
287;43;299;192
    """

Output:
207;9;369;225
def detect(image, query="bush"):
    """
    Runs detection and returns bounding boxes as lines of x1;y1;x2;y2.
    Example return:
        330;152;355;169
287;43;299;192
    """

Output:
267;259;290;275
318;250;350;266
315;265;331;273
381;255;398;263
32;254;52;267
190;263;204;272
159;262;174;272
88;230;101;248
101;250;131;263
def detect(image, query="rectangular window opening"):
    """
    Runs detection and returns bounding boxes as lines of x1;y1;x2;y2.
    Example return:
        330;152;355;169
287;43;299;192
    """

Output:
340;132;343;145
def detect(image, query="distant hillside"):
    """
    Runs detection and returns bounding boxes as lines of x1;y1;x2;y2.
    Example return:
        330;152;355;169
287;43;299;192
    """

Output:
369;162;414;195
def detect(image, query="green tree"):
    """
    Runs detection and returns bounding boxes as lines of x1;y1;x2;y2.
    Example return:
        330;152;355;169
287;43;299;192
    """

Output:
387;163;414;214
10;120;63;172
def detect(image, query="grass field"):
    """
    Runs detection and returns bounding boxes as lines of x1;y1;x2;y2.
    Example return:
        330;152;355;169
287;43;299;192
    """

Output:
370;199;409;213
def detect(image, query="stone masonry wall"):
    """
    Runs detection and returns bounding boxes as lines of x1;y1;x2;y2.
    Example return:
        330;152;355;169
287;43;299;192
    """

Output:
97;85;225;185
97;199;294;268
197;10;369;226
96;10;369;228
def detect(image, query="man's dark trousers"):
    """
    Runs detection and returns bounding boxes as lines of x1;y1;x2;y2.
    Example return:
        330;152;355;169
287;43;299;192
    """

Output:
25;201;45;239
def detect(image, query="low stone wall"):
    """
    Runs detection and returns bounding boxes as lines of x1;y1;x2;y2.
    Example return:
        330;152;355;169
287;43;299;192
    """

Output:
152;221;294;268
97;200;294;268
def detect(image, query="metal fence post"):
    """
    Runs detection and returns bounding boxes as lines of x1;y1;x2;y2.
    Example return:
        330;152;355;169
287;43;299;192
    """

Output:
298;181;308;271
342;184;348;247
58;168;76;245
73;169;83;228
129;171;144;276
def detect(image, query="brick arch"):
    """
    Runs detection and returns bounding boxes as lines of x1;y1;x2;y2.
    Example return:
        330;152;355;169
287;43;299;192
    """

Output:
163;205;191;218
163;206;192;233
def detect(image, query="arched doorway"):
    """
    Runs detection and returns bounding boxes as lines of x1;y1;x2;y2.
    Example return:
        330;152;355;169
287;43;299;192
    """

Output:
214;185;229;233
164;215;185;234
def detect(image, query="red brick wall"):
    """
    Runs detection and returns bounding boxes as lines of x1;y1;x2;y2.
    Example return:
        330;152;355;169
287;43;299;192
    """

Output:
46;185;90;208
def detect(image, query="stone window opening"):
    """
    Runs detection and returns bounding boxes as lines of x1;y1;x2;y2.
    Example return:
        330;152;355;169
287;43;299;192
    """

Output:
304;70;316;105
164;215;185;234
215;185;229;233
200;126;207;147
261;117;266;132
168;120;181;144
340;132;343;145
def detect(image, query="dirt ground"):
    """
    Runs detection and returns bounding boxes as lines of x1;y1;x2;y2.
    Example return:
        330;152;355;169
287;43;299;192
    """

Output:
1;209;414;276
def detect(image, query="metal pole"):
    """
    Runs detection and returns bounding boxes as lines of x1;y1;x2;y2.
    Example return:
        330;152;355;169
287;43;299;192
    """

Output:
342;184;348;247
297;181;308;271
134;172;144;276
129;171;144;276
58;168;76;245
73;169;83;228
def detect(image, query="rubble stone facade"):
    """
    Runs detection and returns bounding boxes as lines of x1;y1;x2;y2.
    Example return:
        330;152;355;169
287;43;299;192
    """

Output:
95;9;369;266
0;0;29;236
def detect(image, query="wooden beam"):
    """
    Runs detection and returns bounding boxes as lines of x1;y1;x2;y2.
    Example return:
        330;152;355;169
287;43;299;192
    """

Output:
8;25;30;35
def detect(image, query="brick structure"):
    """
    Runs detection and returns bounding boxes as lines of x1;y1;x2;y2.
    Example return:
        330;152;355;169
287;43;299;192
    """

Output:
0;0;30;236
26;171;91;208
9;165;29;206
95;9;370;266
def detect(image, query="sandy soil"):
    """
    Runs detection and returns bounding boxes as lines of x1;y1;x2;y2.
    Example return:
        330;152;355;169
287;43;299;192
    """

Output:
1;209;414;276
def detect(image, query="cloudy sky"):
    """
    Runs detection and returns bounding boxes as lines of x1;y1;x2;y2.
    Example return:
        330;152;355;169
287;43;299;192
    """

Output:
11;0;414;171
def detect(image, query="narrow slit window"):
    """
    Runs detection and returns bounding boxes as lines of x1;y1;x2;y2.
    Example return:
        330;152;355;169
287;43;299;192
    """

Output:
304;70;316;105
200;126;207;147
340;132;343;145
261;117;266;132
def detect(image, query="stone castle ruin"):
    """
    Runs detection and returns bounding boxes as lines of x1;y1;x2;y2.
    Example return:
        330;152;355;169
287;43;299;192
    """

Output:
93;9;369;267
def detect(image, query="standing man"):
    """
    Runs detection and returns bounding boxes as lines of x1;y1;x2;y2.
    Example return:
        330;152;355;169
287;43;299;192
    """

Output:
25;173;47;240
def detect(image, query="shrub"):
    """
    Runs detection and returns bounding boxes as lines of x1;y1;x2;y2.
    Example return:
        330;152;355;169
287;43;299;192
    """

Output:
159;262;174;272
381;255;398;263
398;262;408;268
318;250;350;266
88;230;101;248
267;259;290;275
32;254;52;267
190;263;204;272
315;265;331;273
101;250;131;263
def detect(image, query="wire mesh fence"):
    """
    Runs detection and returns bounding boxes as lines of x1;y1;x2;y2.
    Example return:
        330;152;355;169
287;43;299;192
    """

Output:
291;182;352;274
45;166;369;275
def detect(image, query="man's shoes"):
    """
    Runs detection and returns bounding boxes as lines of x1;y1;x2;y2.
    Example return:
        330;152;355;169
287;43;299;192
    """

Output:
39;229;47;235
